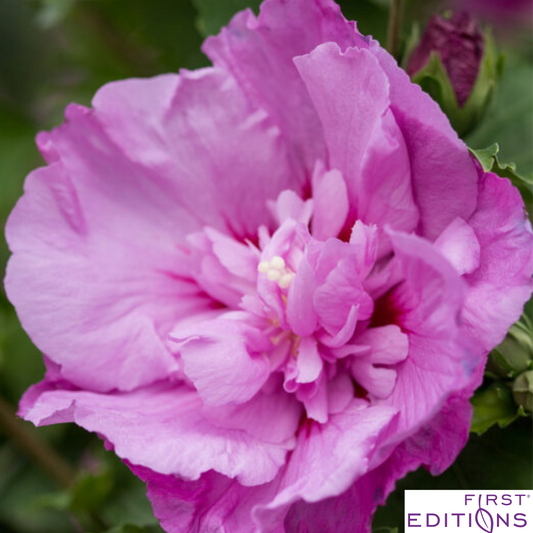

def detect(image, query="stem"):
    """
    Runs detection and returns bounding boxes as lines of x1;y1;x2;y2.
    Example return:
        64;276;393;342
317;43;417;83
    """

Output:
0;395;75;488
386;0;405;59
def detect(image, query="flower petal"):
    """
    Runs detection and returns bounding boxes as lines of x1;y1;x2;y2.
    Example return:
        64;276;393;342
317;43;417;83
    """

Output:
294;43;418;237
92;69;296;239
4;159;211;392
254;402;398;531
204;0;366;174
172;316;272;406
463;172;533;350
370;41;479;239
434;217;481;275
22;382;292;486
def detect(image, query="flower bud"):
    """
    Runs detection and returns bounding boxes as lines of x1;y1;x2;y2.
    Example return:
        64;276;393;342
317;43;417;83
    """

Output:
406;12;501;136
489;313;533;379
512;370;533;413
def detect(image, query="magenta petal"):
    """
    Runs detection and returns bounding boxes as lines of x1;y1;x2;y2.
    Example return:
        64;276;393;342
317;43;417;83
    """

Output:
285;391;473;533
136;467;279;533
287;254;318;337
23;382;292;485
462;172;533;350
204;0;365;174
370;41;478;239
254;402;398;530
311;163;349;240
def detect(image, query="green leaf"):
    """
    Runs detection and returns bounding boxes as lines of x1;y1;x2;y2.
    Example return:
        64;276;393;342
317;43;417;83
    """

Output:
37;469;112;516
513;370;533;413
99;525;164;533
469;142;533;214
193;0;261;37
466;55;533;175
470;383;526;435
487;312;533;379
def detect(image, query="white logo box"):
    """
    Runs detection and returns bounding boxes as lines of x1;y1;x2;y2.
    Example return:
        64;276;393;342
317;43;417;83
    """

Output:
405;490;532;532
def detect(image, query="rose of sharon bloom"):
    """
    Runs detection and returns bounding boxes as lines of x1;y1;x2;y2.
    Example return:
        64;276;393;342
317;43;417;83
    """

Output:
5;0;533;532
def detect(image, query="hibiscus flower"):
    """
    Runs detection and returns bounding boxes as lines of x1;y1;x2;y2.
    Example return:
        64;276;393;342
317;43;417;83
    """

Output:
5;0;532;531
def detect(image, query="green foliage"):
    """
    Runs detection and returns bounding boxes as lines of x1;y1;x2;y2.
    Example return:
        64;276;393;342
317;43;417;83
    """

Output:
470;143;533;215
194;0;261;36
470;384;527;435
101;525;164;533
467;55;533;175
487;312;533;380
513;371;533;413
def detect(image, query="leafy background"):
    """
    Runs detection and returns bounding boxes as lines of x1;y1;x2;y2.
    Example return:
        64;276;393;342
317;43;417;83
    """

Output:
0;1;531;532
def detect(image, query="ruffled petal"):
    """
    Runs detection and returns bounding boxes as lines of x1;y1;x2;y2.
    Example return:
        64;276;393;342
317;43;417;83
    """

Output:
463;172;533;350
172;314;272;406
283;390;476;533
203;0;366;174
21;381;293;486
136;467;279;533
92;69;296;239
5;159;211;392
254;402;398;531
294;43;418;236
369;41;479;239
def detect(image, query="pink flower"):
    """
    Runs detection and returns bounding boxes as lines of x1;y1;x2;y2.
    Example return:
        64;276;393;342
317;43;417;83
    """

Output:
5;0;533;531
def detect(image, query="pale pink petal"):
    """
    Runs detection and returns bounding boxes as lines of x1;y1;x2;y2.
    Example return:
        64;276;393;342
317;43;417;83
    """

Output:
434;217;480;275
268;190;314;226
22;382;293;485
314;257;374;334
387;229;465;338
351;357;398;399
356;325;409;365
172;317;272;406
202;375;303;444
297;373;329;423
349;221;379;279
92;70;296;239
296;337;324;384
359;110;419;238
287;254;318;337
4;159;211;392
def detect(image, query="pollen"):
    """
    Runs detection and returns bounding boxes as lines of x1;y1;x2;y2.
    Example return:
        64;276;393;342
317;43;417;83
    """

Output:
257;255;295;289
